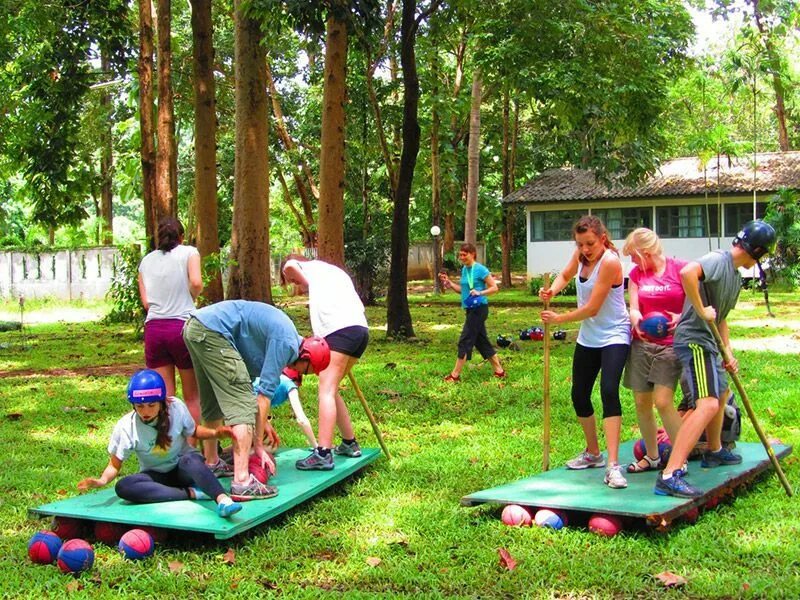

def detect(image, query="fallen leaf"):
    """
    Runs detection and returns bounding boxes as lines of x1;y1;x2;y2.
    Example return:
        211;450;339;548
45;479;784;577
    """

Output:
222;548;236;565
497;548;517;571
65;580;84;592
767;408;776;418
384;363;397;370
5;413;23;421
469;456;479;464
743;583;750;592
654;571;687;588
365;556;382;567
168;561;184;573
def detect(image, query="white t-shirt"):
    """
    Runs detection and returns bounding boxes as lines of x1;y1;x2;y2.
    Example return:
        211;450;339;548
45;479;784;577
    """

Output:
139;244;199;322
108;397;197;473
285;259;368;337
576;250;631;348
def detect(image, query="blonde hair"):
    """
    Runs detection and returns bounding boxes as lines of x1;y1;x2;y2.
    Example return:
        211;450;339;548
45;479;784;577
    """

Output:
623;227;662;260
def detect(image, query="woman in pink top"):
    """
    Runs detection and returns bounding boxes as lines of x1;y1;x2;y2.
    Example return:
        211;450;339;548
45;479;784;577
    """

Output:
622;228;687;473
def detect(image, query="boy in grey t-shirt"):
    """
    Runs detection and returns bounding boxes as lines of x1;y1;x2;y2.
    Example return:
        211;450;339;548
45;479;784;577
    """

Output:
655;220;776;498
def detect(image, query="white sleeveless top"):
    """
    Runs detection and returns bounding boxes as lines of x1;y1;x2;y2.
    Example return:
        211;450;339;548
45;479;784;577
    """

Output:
576;250;631;348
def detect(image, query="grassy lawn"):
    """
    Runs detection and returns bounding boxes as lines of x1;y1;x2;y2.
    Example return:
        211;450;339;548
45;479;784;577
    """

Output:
1;285;798;598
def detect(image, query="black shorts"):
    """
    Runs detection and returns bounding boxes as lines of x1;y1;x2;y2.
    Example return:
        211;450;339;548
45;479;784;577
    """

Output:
325;326;369;358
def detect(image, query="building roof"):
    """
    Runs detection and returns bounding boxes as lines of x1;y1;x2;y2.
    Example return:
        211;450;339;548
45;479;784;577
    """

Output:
503;151;800;205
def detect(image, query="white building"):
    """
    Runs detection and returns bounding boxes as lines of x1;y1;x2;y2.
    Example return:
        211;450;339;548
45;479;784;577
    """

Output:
503;151;800;277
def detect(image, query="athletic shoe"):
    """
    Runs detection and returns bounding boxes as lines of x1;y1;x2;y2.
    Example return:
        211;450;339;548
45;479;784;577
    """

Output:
333;440;362;458
566;450;606;470
208;457;234;478
216;500;243;518
604;464;628;489
701;447;743;468
296;449;334;471
654;469;703;498
229;474;278;501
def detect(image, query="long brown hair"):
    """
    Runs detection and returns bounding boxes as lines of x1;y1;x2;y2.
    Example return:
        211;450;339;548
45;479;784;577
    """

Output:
157;218;184;253
573;215;618;264
154;401;172;451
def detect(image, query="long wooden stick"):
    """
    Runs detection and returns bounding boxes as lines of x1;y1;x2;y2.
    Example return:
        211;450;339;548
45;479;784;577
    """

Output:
347;371;391;460
708;320;792;496
542;273;551;472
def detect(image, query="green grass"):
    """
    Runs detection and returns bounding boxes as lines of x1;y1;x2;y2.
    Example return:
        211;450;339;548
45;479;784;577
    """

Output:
1;288;799;598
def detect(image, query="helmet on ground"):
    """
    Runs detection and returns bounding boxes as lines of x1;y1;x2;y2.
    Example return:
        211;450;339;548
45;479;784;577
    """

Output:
733;220;776;260
299;335;331;374
553;330;567;341
496;334;512;348
127;369;167;404
529;327;544;341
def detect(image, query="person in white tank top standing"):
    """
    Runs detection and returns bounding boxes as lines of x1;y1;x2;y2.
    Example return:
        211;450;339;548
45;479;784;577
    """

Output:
540;216;631;489
138;218;203;426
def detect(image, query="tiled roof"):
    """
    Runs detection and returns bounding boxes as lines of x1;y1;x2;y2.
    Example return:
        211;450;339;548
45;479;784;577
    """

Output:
503;151;800;204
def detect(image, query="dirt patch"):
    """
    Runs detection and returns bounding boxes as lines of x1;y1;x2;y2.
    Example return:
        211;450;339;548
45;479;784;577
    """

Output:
0;363;140;379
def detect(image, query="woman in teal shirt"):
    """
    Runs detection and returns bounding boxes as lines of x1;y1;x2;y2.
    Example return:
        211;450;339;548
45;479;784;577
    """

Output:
439;243;505;382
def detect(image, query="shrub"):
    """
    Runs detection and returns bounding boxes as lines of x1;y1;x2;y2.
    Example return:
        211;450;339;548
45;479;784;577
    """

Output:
528;273;576;296
105;244;144;334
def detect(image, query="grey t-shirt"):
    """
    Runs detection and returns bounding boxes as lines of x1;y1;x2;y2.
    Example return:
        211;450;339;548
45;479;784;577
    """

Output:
108;397;198;473
674;250;741;352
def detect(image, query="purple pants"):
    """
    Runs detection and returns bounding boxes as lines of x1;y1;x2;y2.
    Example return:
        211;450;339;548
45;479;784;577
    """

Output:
144;318;193;370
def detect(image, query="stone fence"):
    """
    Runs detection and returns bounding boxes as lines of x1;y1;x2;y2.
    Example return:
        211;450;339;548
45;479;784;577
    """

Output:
0;247;120;300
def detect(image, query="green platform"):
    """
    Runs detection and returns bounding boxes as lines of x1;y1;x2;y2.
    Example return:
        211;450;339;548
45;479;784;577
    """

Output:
30;448;381;539
462;441;792;526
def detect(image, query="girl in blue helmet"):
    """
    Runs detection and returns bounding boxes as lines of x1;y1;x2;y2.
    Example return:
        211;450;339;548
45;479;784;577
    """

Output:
77;369;243;518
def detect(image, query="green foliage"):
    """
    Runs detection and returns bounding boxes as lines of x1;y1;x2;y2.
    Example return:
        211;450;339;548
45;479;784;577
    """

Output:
765;188;800;287
104;244;144;331
528;273;576;297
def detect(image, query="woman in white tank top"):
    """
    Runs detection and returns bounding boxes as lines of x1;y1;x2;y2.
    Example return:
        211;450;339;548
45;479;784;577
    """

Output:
540;216;631;490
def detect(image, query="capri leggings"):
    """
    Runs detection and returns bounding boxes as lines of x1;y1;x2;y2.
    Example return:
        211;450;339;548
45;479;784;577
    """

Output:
457;304;496;361
115;451;224;504
571;343;629;419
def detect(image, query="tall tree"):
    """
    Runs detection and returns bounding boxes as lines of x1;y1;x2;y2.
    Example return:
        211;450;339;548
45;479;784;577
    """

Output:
226;0;271;301
99;49;114;245
317;10;348;266
190;0;223;304
154;0;178;239
386;0;441;338
139;0;157;249
463;68;480;245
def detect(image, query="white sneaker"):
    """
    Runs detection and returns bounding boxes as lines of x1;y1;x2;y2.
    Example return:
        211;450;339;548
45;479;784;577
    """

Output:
604;464;628;489
566;450;606;470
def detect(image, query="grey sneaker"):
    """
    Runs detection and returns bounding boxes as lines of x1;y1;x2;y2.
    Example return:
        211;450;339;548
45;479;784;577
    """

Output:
566;450;606;470
604;464;628;489
208;457;234;478
296;449;334;471
229;474;278;501
333;440;362;458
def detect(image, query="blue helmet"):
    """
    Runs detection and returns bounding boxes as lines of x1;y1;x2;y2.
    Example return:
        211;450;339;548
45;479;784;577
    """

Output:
127;369;167;404
733;220;776;260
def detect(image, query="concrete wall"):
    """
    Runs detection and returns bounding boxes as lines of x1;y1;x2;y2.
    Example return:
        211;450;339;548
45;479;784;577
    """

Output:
0;247;119;300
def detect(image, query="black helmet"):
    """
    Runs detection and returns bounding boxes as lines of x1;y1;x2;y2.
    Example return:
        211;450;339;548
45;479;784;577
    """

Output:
733;220;776;260
496;334;512;348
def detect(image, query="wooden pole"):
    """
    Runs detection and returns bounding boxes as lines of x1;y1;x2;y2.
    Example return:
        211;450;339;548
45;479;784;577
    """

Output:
708;320;792;496
542;273;551;471
347;372;391;460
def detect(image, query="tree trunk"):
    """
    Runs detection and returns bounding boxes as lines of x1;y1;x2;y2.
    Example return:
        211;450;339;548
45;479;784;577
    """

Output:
154;0;177;240
500;87;512;287
430;40;441;292
100;51;114;246
317;14;348;267
752;0;791;151
442;26;467;256
138;0;156;250
190;0;222;304
387;0;424;338
464;69;481;246
226;0;271;301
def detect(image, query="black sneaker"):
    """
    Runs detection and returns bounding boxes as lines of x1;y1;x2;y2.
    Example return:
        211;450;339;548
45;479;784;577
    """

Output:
701;447;743;468
296;449;334;471
333;440;362;458
654;469;703;498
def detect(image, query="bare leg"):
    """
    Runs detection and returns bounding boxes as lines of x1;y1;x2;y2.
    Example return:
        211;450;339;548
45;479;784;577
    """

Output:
203;418;223;464
488;354;504;375
577;415;600;456
154;364;176;397
317;351;353;449
665;396;720;476
231;423;252;485
634;391;659;459
603;415;622;465
449;356;467;378
704;388;730;452
653;384;682;444
178;367;201;425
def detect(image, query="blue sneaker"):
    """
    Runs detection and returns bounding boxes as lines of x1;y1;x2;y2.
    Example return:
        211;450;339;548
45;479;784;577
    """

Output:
216;500;243;518
654;469;704;498
701;447;743;468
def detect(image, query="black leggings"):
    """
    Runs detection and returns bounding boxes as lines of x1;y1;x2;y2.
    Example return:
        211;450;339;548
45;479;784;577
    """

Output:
571;343;629;419
457;304;496;360
115;452;225;504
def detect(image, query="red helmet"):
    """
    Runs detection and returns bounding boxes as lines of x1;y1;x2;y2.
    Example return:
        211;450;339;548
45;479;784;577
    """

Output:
282;366;303;385
299;335;330;374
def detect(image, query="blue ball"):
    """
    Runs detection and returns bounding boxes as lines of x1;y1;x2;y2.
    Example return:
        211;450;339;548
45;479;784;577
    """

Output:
464;294;482;309
57;539;94;574
28;531;63;564
641;312;670;339
534;508;566;530
118;529;154;560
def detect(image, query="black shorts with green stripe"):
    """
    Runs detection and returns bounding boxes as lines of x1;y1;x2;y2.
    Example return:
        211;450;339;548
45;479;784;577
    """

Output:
674;343;729;402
